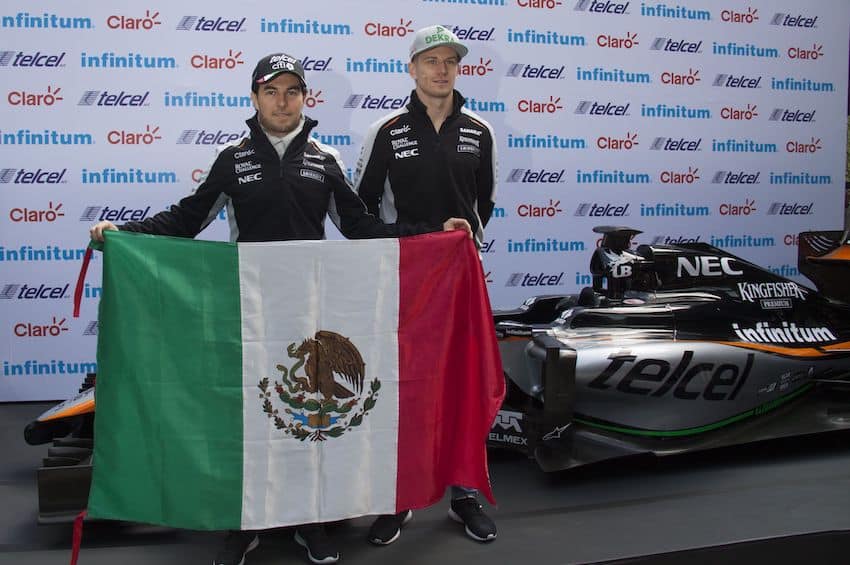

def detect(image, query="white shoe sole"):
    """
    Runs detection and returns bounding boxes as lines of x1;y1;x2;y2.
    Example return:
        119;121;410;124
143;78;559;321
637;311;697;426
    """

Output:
448;508;497;542
368;510;414;546
212;534;258;565
294;531;340;564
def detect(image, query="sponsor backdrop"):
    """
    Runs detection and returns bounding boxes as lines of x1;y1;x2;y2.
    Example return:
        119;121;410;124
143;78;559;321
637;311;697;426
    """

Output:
1;0;848;400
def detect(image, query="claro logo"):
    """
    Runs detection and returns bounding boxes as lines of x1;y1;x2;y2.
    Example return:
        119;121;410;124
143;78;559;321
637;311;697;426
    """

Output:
106;10;162;30
7;86;63;106
14;316;69;338
190;49;244;70
364;18;414;37
107;125;161;145
10;201;65;222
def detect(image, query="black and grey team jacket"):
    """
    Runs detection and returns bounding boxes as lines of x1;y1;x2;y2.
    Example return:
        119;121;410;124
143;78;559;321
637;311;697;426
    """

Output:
353;90;497;247
120;114;435;242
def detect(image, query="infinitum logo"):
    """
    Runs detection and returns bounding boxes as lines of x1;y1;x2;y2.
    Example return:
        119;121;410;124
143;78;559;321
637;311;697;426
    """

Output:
465;97;505;112
176;16;246;32
259;18;351;35
574;202;630;217
506;28;584;46
176;129;247;145
787;44;823;61
709;234;775;248
9;201;65;223
640;3;710;20
507;133;586;149
507;237;585;253
651;37;702;53
506;168;565;183
7;86;63;106
80;205;152;223
506;63;565;79
364;18;414;37
575;0;631;14
576;65;651;83
768;202;813;216
641;103;710;119
597;32;638;48
80;51;177;69
311;132;352;146
640;203;710;217
713;42;779;58
107;125;162;145
164;91;252;108
575;100;630;116
770;13;818;28
651;136;701;151
660;68;700;85
80;168;178;184
0;129;92;145
191;49;244;70
712;138;776;153
517;96;562;114
769;172;831;185
345;57;407;74
576;169;651;184
0;50;65;68
0;12;92;29
0;168;66;184
0;246;89;262
733;321;834;344
78;90;150;107
597;132;638;150
344;94;409;110
107;10;161;30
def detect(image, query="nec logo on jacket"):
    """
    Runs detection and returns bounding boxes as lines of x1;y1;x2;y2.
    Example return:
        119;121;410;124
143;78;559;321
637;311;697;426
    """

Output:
238;172;262;184
394;148;419;160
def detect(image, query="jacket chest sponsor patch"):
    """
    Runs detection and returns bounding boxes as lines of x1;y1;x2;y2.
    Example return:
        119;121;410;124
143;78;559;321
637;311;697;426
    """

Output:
300;168;325;183
235;161;261;174
393;148;419;160
391;137;418;150
457;144;480;156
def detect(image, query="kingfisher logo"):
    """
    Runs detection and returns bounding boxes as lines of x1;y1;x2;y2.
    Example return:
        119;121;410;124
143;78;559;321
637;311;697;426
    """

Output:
768;202;813;216
713;42;779;58
107;10;161;30
80;52;177;69
364;18;414;37
575;100;630;116
0;50;65;68
788;44;823;61
191;49;244;70
506;272;566;287
575;0;630;14
576;66;651;83
712;170;760;184
259;18;351;35
176;129;247;145
507;238;585;253
786;138;822;154
517;96;562;114
651;137;701;151
78;90;150;107
507;133;586;149
0;283;69;300
448;25;495;41
597;132;638;150
458;57;494;77
719;199;756;216
344;94;409;110
641;203;710;217
771;13;818;28
506;63;565;79
0;129;92;145
597;32;638;48
574;202;630;217
7;86;63;107
507;28;585;46
651;37;702;53
506;168;565;183
13;316;70;338
660;68;700;85
713;73;762;88
79;205;151;223
108;125;162;145
517;199;563;217
465;97;505;112
660;166;700;184
81;168;178;184
176;16;246;32
721;104;758;120
345;57;407;74
721;7;758;23
9;201;65;223
0;168;66;184
769;108;815;122
1;12;92;29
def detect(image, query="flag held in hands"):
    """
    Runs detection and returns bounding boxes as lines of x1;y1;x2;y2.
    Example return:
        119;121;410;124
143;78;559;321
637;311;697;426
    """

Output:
87;230;505;530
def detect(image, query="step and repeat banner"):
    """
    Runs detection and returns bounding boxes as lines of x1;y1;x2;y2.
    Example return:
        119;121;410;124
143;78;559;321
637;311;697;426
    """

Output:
1;0;848;400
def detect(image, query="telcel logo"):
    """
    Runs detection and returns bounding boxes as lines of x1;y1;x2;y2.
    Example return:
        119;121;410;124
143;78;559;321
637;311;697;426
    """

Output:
80;205;151;222
788;44;823;60
7;86;63;106
713;74;761;88
517;96;562;113
517;199;562;217
14;316;69;338
78;90;149;107
191;49;244;70
771;13;818;28
712;170;760;184
10;201;64;222
719;199;756;216
108;125;161;145
1;283;70;300
721;7;758;23
506;168;565;183
660;166;700;184
769;202;813;216
651;37;702;53
597;132;638;150
0;50;65;68
506;63;565;79
574;0;629;14
786;137;821;154
344;94;409;110
597;32;638;48
448;25;495;41
575;100;629;116
107;10;161;30
0;168;66;184
177;129;247;145
661;68;700;85
721;104;758;120
574;202;630;217
650;137;701;151
301;57;332;72
506;272;565;287
769;108;815;123
177;16;246;32
364;18;414;37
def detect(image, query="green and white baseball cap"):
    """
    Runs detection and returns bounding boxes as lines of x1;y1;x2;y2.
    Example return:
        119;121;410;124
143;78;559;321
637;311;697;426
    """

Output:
409;25;468;60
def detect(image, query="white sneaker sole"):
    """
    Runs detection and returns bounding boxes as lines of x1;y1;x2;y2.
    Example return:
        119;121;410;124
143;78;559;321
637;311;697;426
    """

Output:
294;531;340;564
368;510;414;546
448;508;497;542
212;534;258;565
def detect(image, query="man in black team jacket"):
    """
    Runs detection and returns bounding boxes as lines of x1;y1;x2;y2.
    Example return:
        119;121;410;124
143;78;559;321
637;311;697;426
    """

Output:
354;25;498;546
90;53;469;565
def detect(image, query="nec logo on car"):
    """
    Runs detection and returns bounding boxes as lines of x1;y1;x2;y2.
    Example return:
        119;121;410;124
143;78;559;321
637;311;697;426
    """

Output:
176;16;246;32
0;50;65;68
78;90;150;107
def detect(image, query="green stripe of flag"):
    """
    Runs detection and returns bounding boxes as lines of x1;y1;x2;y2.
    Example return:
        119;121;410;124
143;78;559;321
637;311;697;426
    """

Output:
88;232;245;529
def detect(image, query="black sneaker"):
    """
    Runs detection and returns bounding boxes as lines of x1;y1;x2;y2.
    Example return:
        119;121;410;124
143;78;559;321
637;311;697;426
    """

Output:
367;509;413;545
448;497;497;542
213;531;259;565
294;525;339;564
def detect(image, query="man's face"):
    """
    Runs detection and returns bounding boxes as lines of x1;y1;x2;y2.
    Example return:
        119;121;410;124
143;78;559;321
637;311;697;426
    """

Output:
409;45;459;100
250;72;304;137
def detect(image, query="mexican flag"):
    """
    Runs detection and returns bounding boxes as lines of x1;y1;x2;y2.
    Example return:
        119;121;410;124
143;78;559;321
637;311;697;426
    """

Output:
86;230;504;531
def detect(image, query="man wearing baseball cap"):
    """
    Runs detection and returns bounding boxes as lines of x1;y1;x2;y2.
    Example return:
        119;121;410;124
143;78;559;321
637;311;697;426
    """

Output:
89;51;471;565
353;25;498;546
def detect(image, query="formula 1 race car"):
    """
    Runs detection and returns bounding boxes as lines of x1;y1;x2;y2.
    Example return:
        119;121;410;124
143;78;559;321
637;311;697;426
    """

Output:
24;226;850;522
487;226;850;471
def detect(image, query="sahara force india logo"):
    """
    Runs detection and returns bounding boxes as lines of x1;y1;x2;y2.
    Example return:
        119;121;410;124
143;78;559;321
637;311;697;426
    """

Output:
258;330;380;441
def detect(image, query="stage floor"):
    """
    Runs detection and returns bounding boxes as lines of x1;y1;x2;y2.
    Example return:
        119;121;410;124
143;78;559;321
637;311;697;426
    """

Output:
3;401;850;565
